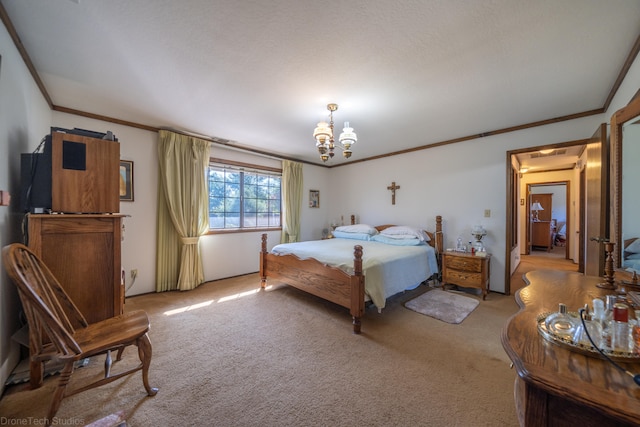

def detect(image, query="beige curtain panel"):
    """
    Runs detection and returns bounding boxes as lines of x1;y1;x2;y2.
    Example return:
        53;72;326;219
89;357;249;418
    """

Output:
281;160;303;243
156;130;211;291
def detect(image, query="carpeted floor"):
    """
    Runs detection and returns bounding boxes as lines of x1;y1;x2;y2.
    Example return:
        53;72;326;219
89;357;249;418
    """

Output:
1;255;572;426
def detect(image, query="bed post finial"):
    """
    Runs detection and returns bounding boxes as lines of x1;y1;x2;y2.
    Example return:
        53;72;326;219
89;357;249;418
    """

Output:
351;214;356;225
260;233;268;288
435;215;443;252
352;244;364;334
353;245;363;275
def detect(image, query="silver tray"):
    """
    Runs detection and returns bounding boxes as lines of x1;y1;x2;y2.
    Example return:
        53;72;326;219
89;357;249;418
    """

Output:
536;312;640;363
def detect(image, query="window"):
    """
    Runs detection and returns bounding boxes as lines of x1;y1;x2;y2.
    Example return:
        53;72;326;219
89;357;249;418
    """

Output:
208;160;281;231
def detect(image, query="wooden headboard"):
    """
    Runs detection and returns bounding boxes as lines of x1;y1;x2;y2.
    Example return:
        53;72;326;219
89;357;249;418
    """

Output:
625;237;638;259
374;216;443;254
625;237;638;248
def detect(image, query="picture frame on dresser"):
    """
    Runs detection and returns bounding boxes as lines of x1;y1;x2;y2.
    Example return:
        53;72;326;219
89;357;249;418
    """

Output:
119;160;134;202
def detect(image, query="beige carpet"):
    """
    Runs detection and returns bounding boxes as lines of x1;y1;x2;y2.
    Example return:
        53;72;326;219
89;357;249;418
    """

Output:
405;289;479;324
1;274;520;426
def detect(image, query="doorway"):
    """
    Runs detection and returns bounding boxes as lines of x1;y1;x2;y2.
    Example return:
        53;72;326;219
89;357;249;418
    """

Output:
527;183;569;260
505;141;588;295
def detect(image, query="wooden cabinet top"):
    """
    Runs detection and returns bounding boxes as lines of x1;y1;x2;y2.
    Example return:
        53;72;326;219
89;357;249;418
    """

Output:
501;270;640;424
443;251;491;259
28;213;128;219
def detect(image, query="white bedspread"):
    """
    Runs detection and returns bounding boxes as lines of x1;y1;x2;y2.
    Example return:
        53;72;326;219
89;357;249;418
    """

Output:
271;238;438;309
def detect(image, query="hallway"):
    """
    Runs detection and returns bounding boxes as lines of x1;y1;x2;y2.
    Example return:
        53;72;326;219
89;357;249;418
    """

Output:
510;247;578;295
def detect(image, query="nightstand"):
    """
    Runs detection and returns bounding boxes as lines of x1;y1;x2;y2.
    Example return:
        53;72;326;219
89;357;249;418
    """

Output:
441;251;491;300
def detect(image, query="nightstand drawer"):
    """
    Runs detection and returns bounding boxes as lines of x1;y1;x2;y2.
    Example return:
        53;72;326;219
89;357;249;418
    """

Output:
443;270;481;287
445;256;482;273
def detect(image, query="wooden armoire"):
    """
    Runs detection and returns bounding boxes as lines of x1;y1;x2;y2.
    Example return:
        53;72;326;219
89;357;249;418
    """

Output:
530;193;554;251
26;130;124;324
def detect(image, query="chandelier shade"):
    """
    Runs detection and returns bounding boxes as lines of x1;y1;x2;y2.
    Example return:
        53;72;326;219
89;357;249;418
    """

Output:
313;104;357;162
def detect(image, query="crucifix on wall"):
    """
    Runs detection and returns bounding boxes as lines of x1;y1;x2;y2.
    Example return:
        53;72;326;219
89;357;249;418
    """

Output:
387;181;400;205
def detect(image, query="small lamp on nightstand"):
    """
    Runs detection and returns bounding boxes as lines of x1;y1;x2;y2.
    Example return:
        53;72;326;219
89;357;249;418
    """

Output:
471;225;487;252
531;201;544;222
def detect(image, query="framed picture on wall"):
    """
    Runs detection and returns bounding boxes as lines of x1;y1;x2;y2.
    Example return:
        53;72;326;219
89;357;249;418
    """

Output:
119;160;134;202
309;189;319;208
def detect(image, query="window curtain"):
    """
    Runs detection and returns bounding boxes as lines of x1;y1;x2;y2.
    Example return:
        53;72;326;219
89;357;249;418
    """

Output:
281;160;303;243
156;130;211;291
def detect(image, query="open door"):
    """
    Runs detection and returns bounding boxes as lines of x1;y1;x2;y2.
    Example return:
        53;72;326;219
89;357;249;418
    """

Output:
584;123;609;276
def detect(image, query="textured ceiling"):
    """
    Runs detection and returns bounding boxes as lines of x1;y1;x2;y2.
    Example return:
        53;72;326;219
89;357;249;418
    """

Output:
2;0;640;165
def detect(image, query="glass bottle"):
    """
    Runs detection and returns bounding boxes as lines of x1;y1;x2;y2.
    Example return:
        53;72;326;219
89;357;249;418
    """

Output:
612;303;630;352
572;304;602;348
592;298;605;324
633;310;640;355
600;295;616;350
545;303;577;340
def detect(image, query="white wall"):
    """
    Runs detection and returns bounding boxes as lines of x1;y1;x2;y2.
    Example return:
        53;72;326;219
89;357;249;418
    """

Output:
324;114;612;293
0;24;53;391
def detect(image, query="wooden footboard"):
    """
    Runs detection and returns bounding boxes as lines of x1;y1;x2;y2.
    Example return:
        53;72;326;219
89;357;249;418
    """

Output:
260;234;365;333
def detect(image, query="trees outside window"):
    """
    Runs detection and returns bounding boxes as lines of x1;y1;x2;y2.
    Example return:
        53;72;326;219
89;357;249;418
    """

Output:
208;162;281;230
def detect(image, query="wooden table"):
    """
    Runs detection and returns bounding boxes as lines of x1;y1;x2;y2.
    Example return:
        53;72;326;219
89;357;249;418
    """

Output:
501;270;640;426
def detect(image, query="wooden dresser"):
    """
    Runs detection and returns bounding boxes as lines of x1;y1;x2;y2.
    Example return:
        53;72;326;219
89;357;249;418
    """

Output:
530;221;554;251
502;270;640;426
441;251;491;300
27;214;125;324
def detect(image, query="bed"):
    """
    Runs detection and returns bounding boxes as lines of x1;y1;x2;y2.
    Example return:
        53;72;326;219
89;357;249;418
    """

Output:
554;222;567;247
623;237;640;272
260;215;443;333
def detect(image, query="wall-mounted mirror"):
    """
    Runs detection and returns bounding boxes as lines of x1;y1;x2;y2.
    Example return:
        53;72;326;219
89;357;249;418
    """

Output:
611;95;640;273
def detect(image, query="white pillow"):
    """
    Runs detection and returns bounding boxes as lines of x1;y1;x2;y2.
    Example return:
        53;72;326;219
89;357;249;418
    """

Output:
380;226;430;242
371;234;424;246
332;231;372;241
334;224;378;236
626;238;640;254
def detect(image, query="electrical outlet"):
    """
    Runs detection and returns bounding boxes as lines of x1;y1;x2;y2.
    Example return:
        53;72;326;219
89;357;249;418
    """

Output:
0;190;10;206
484;209;491;218
131;269;138;280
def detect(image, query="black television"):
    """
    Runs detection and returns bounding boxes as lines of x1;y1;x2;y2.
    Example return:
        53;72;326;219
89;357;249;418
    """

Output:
20;136;52;213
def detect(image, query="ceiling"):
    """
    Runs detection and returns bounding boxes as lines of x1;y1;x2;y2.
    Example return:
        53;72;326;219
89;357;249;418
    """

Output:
514;145;585;174
2;0;640;166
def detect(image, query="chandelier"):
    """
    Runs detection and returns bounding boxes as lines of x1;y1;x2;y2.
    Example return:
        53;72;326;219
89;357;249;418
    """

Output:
313;103;357;162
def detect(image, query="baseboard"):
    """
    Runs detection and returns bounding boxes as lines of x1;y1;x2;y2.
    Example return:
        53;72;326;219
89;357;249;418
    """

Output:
0;339;21;397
